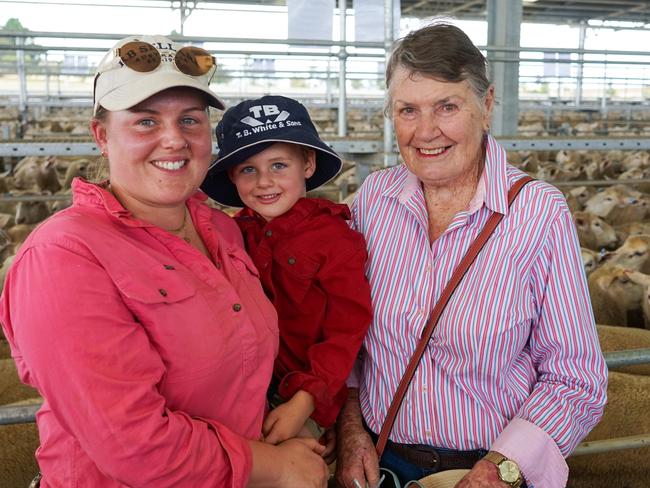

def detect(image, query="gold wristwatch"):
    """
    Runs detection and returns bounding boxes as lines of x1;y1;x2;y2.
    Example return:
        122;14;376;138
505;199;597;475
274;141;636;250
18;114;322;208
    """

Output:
482;451;523;487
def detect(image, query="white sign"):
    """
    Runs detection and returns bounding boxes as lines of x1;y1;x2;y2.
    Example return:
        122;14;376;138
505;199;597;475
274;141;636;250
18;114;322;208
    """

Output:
354;0;401;42
288;0;335;41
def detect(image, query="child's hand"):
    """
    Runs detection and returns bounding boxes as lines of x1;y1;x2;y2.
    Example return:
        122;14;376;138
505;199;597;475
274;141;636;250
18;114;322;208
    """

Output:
263;390;315;445
319;427;337;465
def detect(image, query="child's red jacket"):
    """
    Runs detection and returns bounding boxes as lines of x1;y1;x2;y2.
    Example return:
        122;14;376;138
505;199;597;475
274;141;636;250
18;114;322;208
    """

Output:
236;197;372;427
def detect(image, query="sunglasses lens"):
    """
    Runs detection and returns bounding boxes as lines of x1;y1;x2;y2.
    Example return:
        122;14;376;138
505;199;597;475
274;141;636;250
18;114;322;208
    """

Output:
118;41;161;73
176;46;215;76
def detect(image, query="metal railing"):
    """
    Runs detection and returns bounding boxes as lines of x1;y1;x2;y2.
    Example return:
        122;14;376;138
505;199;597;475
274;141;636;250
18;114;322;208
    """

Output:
2;348;650;459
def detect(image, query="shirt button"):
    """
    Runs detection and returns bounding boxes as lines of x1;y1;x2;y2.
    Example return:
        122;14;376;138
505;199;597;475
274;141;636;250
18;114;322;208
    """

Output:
287;257;296;265
215;262;222;269
158;289;168;297
265;230;273;237
163;264;175;270
232;303;242;312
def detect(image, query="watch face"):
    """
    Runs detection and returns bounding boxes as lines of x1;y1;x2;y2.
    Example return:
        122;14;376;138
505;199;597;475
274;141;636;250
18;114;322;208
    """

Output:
499;460;521;484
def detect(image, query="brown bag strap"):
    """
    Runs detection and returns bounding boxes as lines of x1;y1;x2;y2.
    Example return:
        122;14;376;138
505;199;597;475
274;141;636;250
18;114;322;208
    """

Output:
375;175;534;458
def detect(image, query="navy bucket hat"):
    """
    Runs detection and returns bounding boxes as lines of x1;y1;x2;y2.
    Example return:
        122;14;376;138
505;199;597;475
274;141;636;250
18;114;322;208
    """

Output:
201;95;342;207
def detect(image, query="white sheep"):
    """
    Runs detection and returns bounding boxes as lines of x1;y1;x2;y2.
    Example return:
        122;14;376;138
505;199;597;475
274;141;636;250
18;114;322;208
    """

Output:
567;372;650;488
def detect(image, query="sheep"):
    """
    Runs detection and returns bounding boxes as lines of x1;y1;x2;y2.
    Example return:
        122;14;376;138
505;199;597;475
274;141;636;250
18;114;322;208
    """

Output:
13;156;61;194
588;265;645;327
597;324;650;375
567;372;650;488
625;271;650;330
62;158;93;190
7;224;37;247
565;186;593;213
573;211;618;251
580;248;601;276
0;254;15;295
613;222;650;243
0;358;39;406
601;235;650;274
0;338;10;360
0;420;40;488
0;228;12;264
0;359;41;485
584;185;647;224
14;199;50;226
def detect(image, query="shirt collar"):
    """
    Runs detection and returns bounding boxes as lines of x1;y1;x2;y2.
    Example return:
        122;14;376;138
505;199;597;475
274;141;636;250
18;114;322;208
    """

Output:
384;134;510;215
71;177;209;227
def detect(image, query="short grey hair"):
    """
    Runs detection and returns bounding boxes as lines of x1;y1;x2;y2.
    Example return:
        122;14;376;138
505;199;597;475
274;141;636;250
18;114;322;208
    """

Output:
385;21;491;117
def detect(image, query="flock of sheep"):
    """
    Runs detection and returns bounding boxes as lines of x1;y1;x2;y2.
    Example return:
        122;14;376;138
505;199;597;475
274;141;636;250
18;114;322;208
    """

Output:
1;106;650;486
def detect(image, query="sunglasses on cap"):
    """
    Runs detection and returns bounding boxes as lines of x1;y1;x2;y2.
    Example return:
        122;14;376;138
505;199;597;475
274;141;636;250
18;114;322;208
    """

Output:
117;40;216;76
93;40;217;107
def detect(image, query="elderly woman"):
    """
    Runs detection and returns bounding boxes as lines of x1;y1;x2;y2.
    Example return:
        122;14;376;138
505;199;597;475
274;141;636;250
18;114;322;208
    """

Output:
0;35;328;488
335;22;607;488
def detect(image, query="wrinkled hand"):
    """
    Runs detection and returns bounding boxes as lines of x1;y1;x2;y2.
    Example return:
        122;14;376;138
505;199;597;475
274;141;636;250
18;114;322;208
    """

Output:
319;427;337;465
455;460;510;488
334;391;380;488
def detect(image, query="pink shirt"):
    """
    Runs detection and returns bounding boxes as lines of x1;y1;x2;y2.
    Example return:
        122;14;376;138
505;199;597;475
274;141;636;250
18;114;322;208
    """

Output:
351;135;607;488
0;178;278;487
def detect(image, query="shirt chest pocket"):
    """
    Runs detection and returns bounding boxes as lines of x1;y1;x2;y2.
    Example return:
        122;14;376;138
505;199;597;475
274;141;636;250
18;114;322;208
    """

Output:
112;267;231;374
271;247;320;309
113;268;197;305
111;266;201;338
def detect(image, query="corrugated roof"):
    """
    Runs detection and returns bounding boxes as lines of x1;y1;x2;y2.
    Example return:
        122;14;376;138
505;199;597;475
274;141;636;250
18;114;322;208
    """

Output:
201;1;650;24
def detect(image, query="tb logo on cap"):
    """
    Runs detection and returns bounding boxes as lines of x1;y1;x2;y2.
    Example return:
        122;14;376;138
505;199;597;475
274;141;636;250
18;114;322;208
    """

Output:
241;104;290;127
235;104;301;139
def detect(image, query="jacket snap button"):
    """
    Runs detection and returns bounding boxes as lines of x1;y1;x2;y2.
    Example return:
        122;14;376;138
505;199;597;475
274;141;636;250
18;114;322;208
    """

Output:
287;257;296;265
158;289;168;297
163;264;175;270
265;230;273;237
232;303;242;312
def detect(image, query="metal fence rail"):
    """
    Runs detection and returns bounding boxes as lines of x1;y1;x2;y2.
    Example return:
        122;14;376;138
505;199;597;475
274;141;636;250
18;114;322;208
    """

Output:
2;348;650;457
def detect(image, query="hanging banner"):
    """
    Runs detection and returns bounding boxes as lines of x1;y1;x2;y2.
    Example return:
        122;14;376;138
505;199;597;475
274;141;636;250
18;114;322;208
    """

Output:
288;0;335;40
353;0;401;42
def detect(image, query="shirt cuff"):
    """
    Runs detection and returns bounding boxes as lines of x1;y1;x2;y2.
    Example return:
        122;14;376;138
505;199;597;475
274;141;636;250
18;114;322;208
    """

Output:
491;417;568;488
345;357;361;388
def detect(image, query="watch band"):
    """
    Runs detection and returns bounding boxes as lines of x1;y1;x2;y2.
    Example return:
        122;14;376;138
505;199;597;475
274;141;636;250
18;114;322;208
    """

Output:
483;451;507;465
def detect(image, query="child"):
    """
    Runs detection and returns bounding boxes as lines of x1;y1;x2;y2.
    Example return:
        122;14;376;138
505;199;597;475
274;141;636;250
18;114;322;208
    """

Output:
202;95;372;447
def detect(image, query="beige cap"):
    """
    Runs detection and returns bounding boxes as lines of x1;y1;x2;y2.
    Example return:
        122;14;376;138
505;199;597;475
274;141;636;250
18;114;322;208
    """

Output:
407;469;470;488
93;34;225;115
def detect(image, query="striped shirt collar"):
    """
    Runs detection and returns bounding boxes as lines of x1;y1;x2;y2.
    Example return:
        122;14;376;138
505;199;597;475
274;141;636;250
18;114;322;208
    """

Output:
385;134;510;216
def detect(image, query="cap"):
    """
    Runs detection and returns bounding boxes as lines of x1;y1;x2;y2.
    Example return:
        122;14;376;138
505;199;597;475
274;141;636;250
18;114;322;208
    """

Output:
93;34;225;115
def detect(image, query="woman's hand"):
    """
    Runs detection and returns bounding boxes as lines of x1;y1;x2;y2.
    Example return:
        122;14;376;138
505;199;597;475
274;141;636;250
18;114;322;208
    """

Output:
334;389;380;488
455;460;510;488
248;437;328;487
263;390;315;444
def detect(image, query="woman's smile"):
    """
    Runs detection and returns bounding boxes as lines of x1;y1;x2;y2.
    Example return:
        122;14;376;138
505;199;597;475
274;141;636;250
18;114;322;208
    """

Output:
151;159;189;171
418;146;451;157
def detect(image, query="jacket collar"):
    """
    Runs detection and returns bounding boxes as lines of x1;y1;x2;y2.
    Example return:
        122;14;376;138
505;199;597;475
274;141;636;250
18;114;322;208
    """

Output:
236;197;350;232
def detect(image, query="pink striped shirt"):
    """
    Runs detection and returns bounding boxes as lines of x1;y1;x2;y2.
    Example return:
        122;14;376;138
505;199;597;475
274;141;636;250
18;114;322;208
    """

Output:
350;135;607;488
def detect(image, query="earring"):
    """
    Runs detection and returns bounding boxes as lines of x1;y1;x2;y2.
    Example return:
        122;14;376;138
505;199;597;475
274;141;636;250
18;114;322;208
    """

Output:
101;150;107;158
